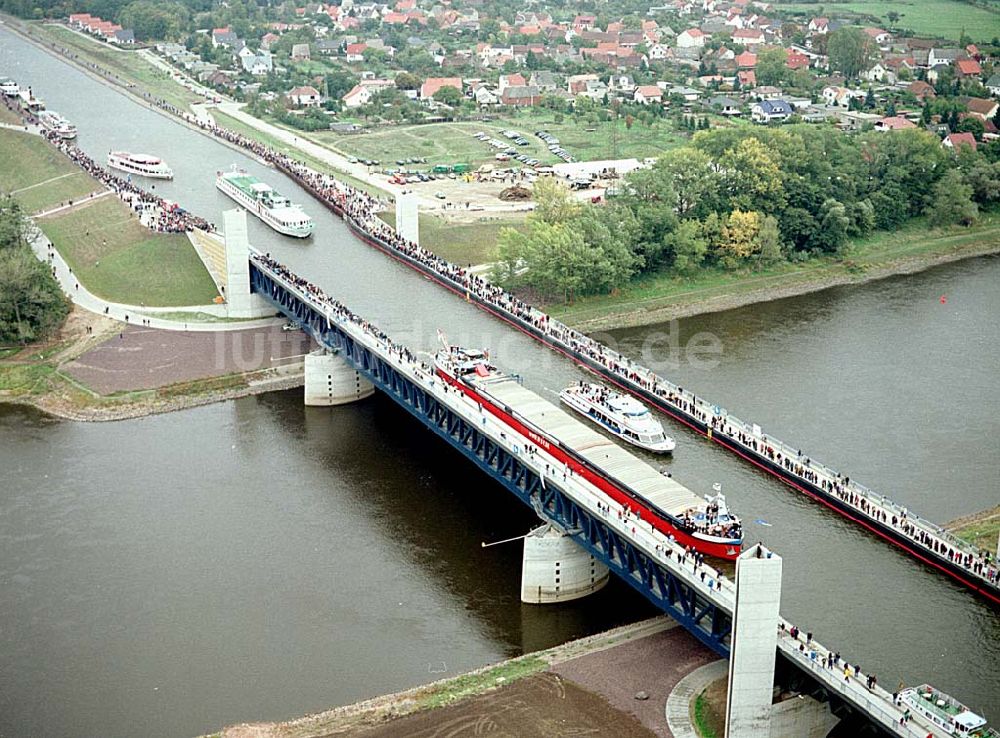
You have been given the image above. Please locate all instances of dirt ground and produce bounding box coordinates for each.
[551,625,715,737]
[319,673,657,738]
[62,324,313,394]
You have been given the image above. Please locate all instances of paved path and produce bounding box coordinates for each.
[664,659,728,738]
[29,227,280,332]
[32,188,113,217]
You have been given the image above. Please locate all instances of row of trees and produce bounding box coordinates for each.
[494,126,1000,301]
[0,198,68,345]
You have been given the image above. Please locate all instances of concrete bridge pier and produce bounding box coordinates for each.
[304,349,374,406]
[520,524,610,604]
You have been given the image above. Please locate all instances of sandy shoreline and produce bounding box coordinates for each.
[1,371,304,422]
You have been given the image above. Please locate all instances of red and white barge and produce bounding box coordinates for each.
[434,345,744,560]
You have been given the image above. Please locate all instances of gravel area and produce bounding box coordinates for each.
[63,324,313,394]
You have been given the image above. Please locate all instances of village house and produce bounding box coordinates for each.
[873,115,917,131]
[212,27,239,48]
[677,28,706,48]
[633,85,663,105]
[291,43,311,61]
[286,85,323,107]
[751,99,792,123]
[943,132,977,152]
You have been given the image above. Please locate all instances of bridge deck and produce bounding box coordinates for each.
[249,252,979,738]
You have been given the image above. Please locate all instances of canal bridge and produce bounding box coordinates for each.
[248,247,962,738]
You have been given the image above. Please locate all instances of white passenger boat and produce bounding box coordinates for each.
[215,169,314,238]
[0,77,19,96]
[107,151,174,179]
[37,110,76,139]
[898,685,998,737]
[560,382,675,453]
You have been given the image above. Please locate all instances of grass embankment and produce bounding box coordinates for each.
[0,128,97,213]
[0,128,218,306]
[39,196,218,306]
[548,212,1000,330]
[311,112,686,170]
[693,677,728,738]
[378,210,527,265]
[0,105,24,125]
[771,0,1000,42]
[23,21,201,112]
[947,506,1000,551]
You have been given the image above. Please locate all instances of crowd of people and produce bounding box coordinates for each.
[11,35,996,588]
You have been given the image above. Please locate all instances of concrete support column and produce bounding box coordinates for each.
[394,191,419,246]
[304,349,374,406]
[223,208,273,319]
[725,544,783,738]
[520,524,609,604]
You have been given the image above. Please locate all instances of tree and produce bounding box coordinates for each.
[813,199,851,252]
[719,137,786,213]
[755,215,784,265]
[963,160,1000,204]
[957,117,985,140]
[827,27,874,79]
[0,198,68,344]
[756,48,788,87]
[532,178,581,225]
[925,169,978,226]
[119,0,189,40]
[324,70,358,100]
[665,219,707,274]
[653,147,719,218]
[433,85,462,107]
[718,209,763,267]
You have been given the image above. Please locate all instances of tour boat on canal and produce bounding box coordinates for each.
[560,382,675,453]
[107,151,174,179]
[37,110,76,139]
[0,77,19,96]
[215,169,314,238]
[434,343,743,560]
[898,685,999,737]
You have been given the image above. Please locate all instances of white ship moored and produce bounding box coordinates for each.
[560,382,676,453]
[215,169,314,238]
[38,110,76,139]
[898,685,996,737]
[0,77,19,96]
[108,151,174,179]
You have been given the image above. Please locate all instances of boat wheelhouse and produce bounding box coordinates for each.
[899,685,998,737]
[434,344,743,560]
[560,382,675,453]
[215,170,314,238]
[107,151,174,179]
[38,110,76,139]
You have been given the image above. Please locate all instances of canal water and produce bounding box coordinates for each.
[1,26,998,738]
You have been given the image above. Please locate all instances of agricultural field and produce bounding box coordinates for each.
[0,128,97,213]
[772,0,1000,42]
[39,196,219,306]
[312,111,689,170]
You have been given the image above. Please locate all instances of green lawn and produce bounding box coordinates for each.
[0,105,23,125]
[0,128,98,213]
[378,211,527,265]
[772,0,1000,42]
[39,197,219,306]
[310,112,687,170]
[949,506,1000,550]
[548,212,1000,328]
[25,22,201,111]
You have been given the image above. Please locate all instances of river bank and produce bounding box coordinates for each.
[947,506,1000,553]
[547,219,1000,332]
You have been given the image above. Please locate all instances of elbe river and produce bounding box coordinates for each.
[0,26,997,738]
